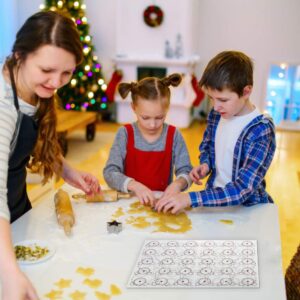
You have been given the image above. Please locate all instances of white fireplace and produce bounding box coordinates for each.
[114,55,200,128]
[113,0,200,128]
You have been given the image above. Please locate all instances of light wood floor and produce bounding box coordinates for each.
[61,120,300,272]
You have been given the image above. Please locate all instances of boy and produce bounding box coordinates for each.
[155,50,276,214]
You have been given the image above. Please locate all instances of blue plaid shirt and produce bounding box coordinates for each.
[189,109,276,207]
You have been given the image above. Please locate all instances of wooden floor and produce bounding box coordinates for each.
[60,120,300,272]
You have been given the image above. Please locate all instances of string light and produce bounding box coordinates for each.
[84,65,91,71]
[39,4,45,9]
[82,17,87,23]
[81,4,86,9]
[98,79,104,85]
[71,79,77,86]
[101,84,107,91]
[57,1,63,8]
[83,47,90,55]
[88,92,94,98]
[280,63,287,70]
[85,35,91,42]
[74,1,79,8]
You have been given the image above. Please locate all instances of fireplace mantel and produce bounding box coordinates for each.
[114,55,200,68]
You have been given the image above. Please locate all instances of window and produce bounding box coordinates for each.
[265,63,300,126]
[0,0,17,62]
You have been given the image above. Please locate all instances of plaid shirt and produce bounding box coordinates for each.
[189,109,276,207]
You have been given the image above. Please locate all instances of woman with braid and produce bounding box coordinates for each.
[104,74,192,206]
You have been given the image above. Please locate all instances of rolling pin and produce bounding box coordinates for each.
[72,190,132,202]
[54,189,75,236]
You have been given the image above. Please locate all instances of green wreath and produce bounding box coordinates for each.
[143,5,164,28]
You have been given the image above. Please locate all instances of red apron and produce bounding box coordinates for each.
[124,124,175,191]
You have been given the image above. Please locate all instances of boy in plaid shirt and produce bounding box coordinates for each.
[155,51,276,214]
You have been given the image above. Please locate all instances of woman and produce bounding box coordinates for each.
[0,11,101,299]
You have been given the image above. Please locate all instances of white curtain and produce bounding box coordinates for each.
[0,0,18,62]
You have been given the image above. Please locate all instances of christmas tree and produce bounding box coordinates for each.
[41,0,108,112]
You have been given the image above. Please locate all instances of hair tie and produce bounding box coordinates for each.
[130,82,136,90]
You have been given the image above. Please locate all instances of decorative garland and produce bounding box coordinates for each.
[143,5,164,27]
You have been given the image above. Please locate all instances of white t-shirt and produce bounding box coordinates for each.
[214,108,261,188]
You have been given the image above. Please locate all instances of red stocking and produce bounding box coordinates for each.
[191,74,205,107]
[106,69,123,102]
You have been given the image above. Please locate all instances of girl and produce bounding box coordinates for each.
[103,73,192,206]
[0,11,101,299]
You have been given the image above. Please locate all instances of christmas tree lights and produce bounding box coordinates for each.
[41,0,108,112]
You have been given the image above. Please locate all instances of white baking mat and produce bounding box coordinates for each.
[127,239,259,288]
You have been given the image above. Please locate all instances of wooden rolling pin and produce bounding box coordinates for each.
[54,189,75,236]
[72,190,132,202]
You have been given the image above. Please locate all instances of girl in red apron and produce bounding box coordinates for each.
[103,74,192,206]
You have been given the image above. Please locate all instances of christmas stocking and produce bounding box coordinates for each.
[106,69,123,102]
[191,74,205,107]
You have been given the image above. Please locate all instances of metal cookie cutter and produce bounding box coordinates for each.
[107,220,122,234]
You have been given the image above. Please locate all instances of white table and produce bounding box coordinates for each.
[9,186,286,300]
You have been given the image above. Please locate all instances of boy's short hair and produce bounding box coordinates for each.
[199,51,253,96]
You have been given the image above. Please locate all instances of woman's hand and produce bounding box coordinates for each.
[128,180,155,206]
[189,163,209,185]
[1,268,39,300]
[62,163,101,195]
[0,219,39,299]
[155,193,191,214]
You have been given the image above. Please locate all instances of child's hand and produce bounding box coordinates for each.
[158,181,182,204]
[128,180,155,206]
[155,193,191,214]
[189,163,209,185]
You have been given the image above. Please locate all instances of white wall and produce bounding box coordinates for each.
[15,0,300,110]
[115,0,199,58]
[196,0,300,108]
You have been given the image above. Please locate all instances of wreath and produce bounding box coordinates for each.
[143,5,164,27]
